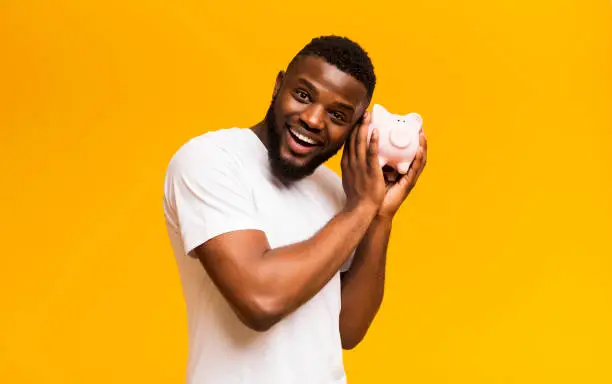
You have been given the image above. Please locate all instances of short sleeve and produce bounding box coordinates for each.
[164,140,264,256]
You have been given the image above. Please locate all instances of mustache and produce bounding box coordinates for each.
[297,119,313,131]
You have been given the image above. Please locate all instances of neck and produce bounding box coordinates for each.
[250,121,270,151]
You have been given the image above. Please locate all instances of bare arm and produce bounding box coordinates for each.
[339,216,391,349]
[192,203,376,331]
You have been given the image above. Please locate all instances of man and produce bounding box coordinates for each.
[163,35,427,384]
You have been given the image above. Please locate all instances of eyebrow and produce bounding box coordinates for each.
[297,78,356,113]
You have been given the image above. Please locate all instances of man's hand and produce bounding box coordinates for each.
[338,127,427,348]
[377,129,428,219]
[341,112,386,215]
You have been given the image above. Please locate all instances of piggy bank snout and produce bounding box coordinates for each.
[389,127,413,148]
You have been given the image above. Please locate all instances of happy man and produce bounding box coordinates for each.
[163,35,427,384]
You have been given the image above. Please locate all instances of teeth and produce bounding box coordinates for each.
[290,128,317,145]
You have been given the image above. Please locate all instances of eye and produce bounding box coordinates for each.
[330,111,346,122]
[294,89,310,103]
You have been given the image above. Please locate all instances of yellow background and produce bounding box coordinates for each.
[1,1,611,383]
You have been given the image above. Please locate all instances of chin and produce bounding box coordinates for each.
[266,115,332,182]
[271,141,317,182]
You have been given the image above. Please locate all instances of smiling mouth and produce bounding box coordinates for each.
[287,126,321,147]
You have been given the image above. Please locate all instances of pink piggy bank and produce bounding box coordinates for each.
[367,104,423,174]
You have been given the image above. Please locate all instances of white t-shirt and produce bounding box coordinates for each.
[163,128,353,384]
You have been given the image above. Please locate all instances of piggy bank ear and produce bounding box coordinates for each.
[405,112,423,129]
[373,104,392,121]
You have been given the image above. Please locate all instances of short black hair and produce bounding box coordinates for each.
[289,35,376,100]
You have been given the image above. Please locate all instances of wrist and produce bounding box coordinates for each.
[343,199,378,221]
[372,214,394,227]
[373,206,398,222]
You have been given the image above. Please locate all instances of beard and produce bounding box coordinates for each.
[264,98,342,183]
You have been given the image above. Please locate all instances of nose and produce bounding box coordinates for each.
[299,104,325,131]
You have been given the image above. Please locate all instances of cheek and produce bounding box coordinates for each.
[277,93,304,117]
[272,101,289,132]
[328,127,353,149]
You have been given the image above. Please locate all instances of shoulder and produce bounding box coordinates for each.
[167,128,250,175]
[163,128,256,205]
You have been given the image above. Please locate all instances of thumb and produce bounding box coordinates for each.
[396,168,416,194]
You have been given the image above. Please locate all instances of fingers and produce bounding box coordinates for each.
[340,109,386,210]
[367,128,383,177]
[367,127,378,160]
[419,128,427,149]
[398,167,416,191]
[405,147,425,189]
[379,127,428,215]
[345,111,372,172]
[413,147,425,178]
[393,144,425,195]
[364,114,384,185]
[342,115,362,170]
[355,111,371,166]
[418,129,427,171]
[341,125,354,170]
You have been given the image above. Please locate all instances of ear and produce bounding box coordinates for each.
[273,71,285,99]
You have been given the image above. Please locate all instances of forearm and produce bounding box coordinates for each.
[339,216,392,349]
[237,203,377,330]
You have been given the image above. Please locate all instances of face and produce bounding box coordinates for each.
[264,55,369,182]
